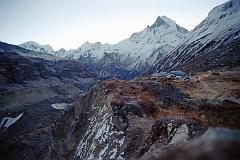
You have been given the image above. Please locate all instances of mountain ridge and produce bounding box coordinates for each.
[19,15,190,79]
[19,15,189,61]
[146,0,240,74]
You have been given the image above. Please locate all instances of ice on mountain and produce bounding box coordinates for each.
[51,103,70,110]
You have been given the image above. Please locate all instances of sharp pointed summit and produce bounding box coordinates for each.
[149,16,189,34]
[150,16,169,28]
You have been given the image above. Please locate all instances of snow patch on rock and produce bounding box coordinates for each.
[51,103,70,110]
[0,113,24,134]
[75,105,125,160]
[169,124,189,145]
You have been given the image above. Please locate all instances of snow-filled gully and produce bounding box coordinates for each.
[75,105,125,160]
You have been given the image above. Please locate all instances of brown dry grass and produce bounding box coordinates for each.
[102,69,240,128]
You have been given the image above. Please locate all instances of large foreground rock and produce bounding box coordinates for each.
[141,128,240,160]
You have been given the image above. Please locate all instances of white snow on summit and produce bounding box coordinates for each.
[19,41,55,55]
[65,16,190,71]
[19,16,189,68]
[69,41,112,59]
[174,0,240,55]
[111,16,189,68]
[152,0,240,72]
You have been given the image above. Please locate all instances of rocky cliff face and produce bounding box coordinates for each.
[49,69,240,160]
[140,127,240,160]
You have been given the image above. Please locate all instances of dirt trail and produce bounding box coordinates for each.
[199,81,220,99]
[178,70,240,103]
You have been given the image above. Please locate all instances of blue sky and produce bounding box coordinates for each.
[0,0,228,50]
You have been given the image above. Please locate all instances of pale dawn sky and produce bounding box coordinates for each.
[0,0,229,50]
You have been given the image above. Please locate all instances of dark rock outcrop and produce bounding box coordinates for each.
[140,128,240,160]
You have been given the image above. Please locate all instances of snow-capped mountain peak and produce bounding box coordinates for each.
[19,41,54,55]
[54,48,68,57]
[149,16,188,34]
[19,41,72,57]
[149,0,240,73]
[70,41,111,59]
[126,15,189,51]
[19,16,190,76]
[81,41,103,49]
[150,16,174,29]
[58,48,67,52]
[150,16,169,28]
[186,0,240,48]
[208,0,240,17]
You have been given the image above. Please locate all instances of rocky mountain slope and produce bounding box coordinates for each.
[0,42,97,88]
[147,0,240,74]
[0,42,99,160]
[48,68,240,160]
[1,59,240,160]
[0,46,97,110]
[0,41,58,60]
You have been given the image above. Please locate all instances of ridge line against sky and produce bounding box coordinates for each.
[0,0,229,50]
